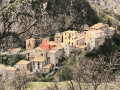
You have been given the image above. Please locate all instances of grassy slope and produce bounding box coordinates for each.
[28,81,120,90]
[28,82,67,90]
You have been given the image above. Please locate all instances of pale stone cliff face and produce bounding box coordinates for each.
[88,0,120,14]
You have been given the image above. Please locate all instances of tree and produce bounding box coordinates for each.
[107,18,112,26]
[12,71,29,90]
[57,50,119,90]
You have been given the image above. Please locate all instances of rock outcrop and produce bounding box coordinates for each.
[0,0,99,51]
[88,0,120,14]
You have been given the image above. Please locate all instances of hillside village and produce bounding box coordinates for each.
[0,23,116,80]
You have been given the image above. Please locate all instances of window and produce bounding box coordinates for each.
[45,61,47,63]
[65,33,66,35]
[33,62,35,65]
[41,53,43,56]
[38,62,40,66]
[38,62,40,69]
[65,37,67,39]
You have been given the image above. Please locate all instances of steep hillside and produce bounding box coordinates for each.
[87,0,120,28]
[0,0,99,51]
[88,0,120,14]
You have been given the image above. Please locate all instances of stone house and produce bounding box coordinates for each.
[26,38,35,50]
[74,33,86,46]
[47,44,63,67]
[105,27,116,38]
[26,49,35,60]
[35,47,47,59]
[47,49,60,68]
[54,33,63,43]
[59,43,73,58]
[90,23,116,38]
[43,63,53,73]
[31,57,48,73]
[14,60,32,74]
[85,30,105,50]
[90,23,108,31]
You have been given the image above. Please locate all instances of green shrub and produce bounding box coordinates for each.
[40,77,54,82]
[10,59,19,66]
[59,66,73,81]
[68,58,76,66]
[110,44,118,53]
[10,0,15,3]
[50,35,54,41]
[113,33,120,46]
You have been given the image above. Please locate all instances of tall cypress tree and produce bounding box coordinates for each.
[107,18,111,26]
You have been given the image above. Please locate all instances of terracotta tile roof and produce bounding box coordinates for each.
[65,30,78,33]
[86,30,104,34]
[85,30,104,38]
[54,45,63,50]
[75,45,87,49]
[26,50,30,53]
[90,23,105,29]
[11,48,21,52]
[55,34,62,37]
[4,67,17,71]
[16,60,30,65]
[43,63,52,69]
[108,27,116,30]
[91,30,104,33]
[32,57,46,62]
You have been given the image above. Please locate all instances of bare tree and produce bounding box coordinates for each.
[12,71,29,90]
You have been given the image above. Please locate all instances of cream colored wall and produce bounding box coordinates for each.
[47,50,63,67]
[26,39,35,50]
[75,38,85,46]
[32,59,47,73]
[63,31,78,46]
[15,63,32,72]
[104,28,115,38]
[54,36,62,42]
[61,44,72,58]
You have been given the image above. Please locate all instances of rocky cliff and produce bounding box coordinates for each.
[88,0,120,14]
[87,0,120,27]
[0,0,99,51]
